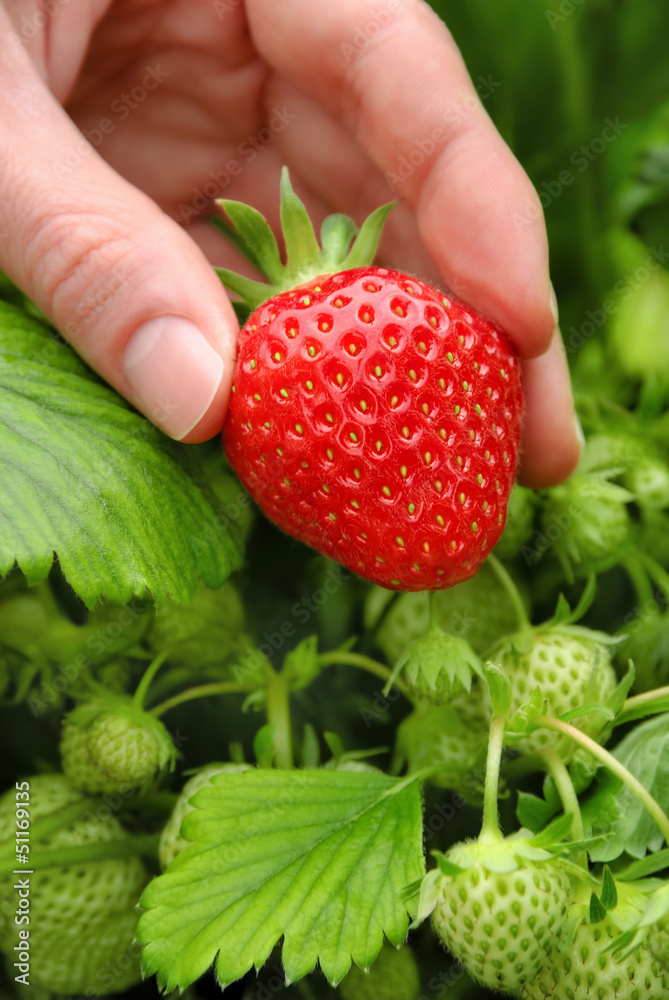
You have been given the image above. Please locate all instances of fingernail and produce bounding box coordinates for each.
[549,281,559,326]
[123,316,224,439]
[574,412,586,452]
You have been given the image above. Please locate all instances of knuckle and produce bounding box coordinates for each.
[24,208,142,337]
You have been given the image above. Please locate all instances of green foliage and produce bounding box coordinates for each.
[589,715,669,861]
[0,302,242,608]
[138,769,424,991]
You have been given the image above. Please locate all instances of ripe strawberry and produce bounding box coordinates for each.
[0,774,148,996]
[215,170,523,591]
[159,762,252,870]
[61,697,177,794]
[489,626,618,758]
[430,834,572,994]
[338,942,421,1000]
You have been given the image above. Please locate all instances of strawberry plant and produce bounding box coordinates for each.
[2,3,669,999]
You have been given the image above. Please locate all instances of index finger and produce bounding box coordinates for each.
[247,0,557,358]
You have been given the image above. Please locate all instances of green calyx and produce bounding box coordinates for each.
[210,167,396,310]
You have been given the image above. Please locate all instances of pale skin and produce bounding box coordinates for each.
[0,0,580,487]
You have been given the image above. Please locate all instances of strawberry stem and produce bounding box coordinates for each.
[148,680,255,717]
[619,684,669,725]
[541,749,587,869]
[623,555,656,609]
[266,671,293,769]
[318,650,399,688]
[480,715,506,843]
[0,834,160,876]
[132,649,173,710]
[639,553,669,602]
[535,714,669,846]
[486,555,529,631]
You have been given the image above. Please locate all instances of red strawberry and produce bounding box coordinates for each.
[214,171,523,591]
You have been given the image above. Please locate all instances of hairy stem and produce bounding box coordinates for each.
[267,671,293,770]
[618,685,669,724]
[149,680,254,718]
[318,651,397,687]
[480,716,506,842]
[132,649,173,710]
[624,556,656,610]
[536,715,669,846]
[542,750,587,869]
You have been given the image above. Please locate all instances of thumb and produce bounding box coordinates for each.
[0,36,237,442]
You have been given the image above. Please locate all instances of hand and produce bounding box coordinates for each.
[0,0,580,486]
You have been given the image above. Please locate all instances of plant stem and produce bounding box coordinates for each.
[639,554,669,602]
[536,715,669,846]
[132,650,172,709]
[624,556,656,610]
[266,671,293,769]
[317,651,396,687]
[618,685,669,723]
[487,555,529,631]
[428,590,440,630]
[0,834,159,876]
[149,680,254,717]
[542,749,587,869]
[480,716,506,843]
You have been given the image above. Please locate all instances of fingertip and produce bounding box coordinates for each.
[121,315,232,442]
[179,368,233,443]
[517,329,582,489]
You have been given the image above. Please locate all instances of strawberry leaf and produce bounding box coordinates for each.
[588,713,669,861]
[137,768,424,992]
[0,302,242,608]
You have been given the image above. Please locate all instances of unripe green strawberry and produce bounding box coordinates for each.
[522,890,669,999]
[647,919,669,968]
[159,763,252,870]
[375,562,527,662]
[623,455,669,512]
[61,697,177,794]
[395,688,489,793]
[147,581,244,668]
[394,624,483,704]
[494,485,538,560]
[338,943,420,1000]
[540,475,633,578]
[0,774,147,996]
[489,627,618,757]
[431,835,571,994]
[608,261,669,386]
[617,612,669,692]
